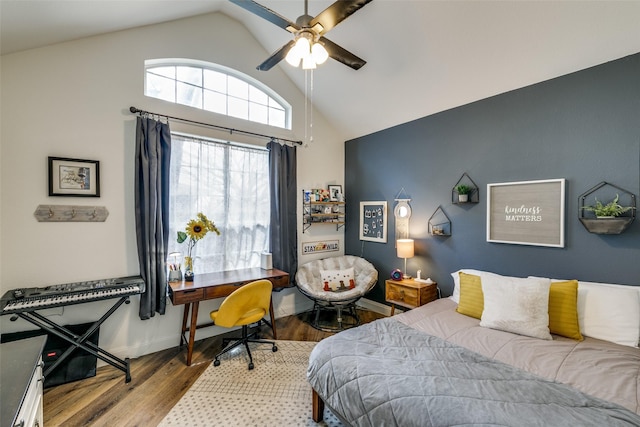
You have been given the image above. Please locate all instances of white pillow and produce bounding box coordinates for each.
[320,268,355,292]
[480,275,552,340]
[577,281,640,348]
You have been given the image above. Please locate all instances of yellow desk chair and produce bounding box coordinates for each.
[210,279,277,370]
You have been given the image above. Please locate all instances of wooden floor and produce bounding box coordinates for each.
[42,309,385,427]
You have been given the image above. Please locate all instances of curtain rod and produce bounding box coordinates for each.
[129,106,302,146]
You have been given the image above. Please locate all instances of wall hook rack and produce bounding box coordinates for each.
[34,205,109,222]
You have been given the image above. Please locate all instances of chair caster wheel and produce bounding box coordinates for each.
[214,359,220,367]
[272,345,278,352]
[248,362,254,370]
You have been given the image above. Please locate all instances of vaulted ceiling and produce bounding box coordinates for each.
[2,1,639,140]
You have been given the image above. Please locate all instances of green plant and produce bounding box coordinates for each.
[455,184,474,195]
[581,194,634,217]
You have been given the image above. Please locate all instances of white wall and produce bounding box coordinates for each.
[0,12,346,359]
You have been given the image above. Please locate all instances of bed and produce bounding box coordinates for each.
[307,271,640,426]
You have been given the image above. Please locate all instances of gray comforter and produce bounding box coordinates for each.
[307,317,640,426]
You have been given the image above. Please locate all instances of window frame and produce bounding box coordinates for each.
[144,58,291,130]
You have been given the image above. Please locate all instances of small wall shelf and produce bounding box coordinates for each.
[578,181,636,235]
[302,191,345,233]
[452,172,479,204]
[428,206,451,236]
[34,205,109,222]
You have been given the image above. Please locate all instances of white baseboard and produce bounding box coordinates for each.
[356,297,396,316]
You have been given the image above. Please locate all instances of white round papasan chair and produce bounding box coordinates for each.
[295,255,378,331]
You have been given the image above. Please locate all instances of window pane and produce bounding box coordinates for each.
[204,69,226,93]
[269,107,286,128]
[177,82,202,108]
[146,73,175,102]
[228,97,248,120]
[269,96,285,110]
[249,103,268,124]
[177,66,202,86]
[249,86,268,105]
[228,76,248,99]
[204,89,227,115]
[149,66,175,79]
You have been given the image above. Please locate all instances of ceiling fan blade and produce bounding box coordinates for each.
[319,37,366,70]
[229,0,300,32]
[310,0,373,35]
[256,40,296,71]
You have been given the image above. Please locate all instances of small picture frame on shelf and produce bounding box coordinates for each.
[328,185,343,201]
[48,156,100,197]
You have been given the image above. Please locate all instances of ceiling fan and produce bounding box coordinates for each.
[229,0,372,71]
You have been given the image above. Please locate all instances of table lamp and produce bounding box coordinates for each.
[397,239,414,279]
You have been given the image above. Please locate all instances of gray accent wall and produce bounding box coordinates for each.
[345,53,640,303]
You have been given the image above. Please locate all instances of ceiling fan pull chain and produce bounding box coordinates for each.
[309,69,314,145]
[304,70,308,145]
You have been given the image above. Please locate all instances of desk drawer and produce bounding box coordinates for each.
[269,275,290,289]
[171,288,204,305]
[205,284,242,299]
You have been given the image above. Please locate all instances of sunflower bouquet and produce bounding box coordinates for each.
[177,212,220,280]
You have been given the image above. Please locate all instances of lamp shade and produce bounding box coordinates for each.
[397,239,414,258]
[311,42,329,64]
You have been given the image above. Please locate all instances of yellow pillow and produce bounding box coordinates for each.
[548,280,583,341]
[456,272,484,319]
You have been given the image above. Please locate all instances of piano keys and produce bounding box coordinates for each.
[1,275,145,314]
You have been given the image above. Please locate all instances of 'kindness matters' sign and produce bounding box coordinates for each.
[504,205,542,222]
[487,179,565,248]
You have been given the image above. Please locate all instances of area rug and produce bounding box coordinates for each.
[158,340,344,426]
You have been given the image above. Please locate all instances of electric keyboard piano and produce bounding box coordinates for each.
[1,275,145,383]
[1,275,145,313]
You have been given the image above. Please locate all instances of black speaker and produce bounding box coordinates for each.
[1,322,99,388]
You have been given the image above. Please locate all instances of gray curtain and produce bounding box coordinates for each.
[268,141,297,279]
[135,116,171,319]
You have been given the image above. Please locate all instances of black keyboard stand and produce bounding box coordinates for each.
[10,296,132,383]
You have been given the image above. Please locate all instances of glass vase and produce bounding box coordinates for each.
[184,256,194,281]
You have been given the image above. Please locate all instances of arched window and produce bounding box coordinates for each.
[145,59,291,129]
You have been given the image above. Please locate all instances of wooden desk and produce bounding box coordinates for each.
[168,267,290,366]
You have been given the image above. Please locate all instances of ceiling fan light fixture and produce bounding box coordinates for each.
[285,47,302,67]
[311,42,329,65]
[285,35,309,66]
[302,55,317,70]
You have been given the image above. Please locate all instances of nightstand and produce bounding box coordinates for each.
[385,278,438,315]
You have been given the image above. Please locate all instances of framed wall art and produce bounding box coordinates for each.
[360,201,387,243]
[487,178,565,247]
[48,156,100,197]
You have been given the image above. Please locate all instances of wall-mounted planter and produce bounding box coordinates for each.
[578,217,634,235]
[452,172,479,204]
[578,181,636,235]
